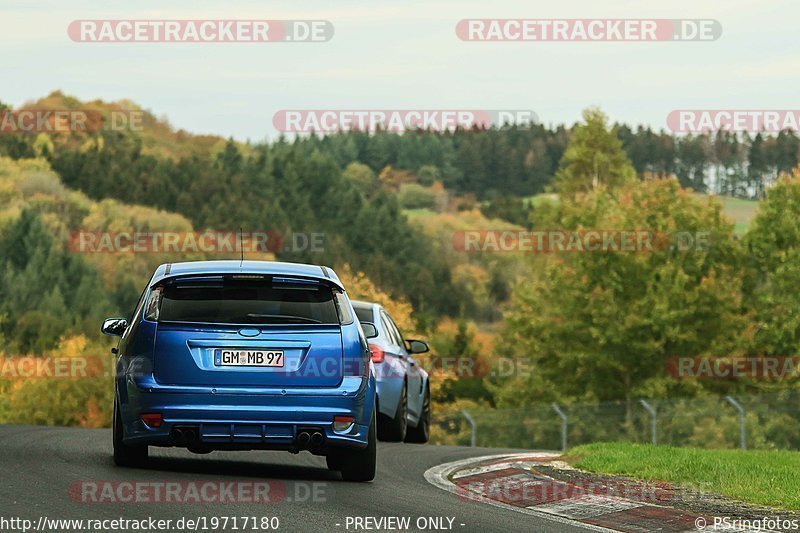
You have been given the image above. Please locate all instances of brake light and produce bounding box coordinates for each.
[369,344,385,363]
[140,413,163,428]
[333,416,355,431]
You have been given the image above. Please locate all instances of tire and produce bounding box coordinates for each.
[113,399,148,468]
[405,385,430,444]
[377,381,407,442]
[338,410,377,482]
[325,453,344,471]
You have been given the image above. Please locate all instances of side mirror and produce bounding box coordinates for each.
[360,322,378,339]
[406,339,429,354]
[102,318,128,337]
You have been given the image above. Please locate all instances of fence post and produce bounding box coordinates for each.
[461,409,477,447]
[639,399,657,445]
[551,403,567,452]
[725,396,746,450]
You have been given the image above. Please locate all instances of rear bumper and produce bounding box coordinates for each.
[119,375,375,452]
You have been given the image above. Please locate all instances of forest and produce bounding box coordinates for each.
[1,94,800,437]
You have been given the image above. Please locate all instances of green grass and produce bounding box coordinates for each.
[565,442,800,510]
[524,193,559,208]
[694,193,759,234]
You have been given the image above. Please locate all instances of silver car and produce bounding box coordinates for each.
[352,300,430,443]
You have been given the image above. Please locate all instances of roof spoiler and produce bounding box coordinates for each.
[150,271,345,292]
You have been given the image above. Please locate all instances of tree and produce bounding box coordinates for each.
[343,161,378,193]
[745,169,800,355]
[552,108,637,195]
[0,209,111,352]
[397,183,436,209]
[499,179,748,421]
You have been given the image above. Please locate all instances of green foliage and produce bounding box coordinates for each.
[552,108,637,195]
[499,179,748,409]
[5,94,799,201]
[745,172,800,354]
[0,337,114,427]
[48,134,464,317]
[431,320,492,404]
[342,162,378,194]
[417,165,441,186]
[0,209,112,352]
[397,183,436,209]
[480,196,533,228]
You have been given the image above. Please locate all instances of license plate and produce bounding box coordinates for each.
[214,349,284,367]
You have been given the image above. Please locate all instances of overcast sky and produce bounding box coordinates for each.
[2,0,798,141]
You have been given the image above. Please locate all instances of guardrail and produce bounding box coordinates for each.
[430,391,800,450]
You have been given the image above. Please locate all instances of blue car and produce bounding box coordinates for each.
[103,260,378,482]
[351,301,430,444]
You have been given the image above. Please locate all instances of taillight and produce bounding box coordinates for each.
[140,413,163,427]
[369,343,385,363]
[333,416,355,431]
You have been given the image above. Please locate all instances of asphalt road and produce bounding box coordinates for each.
[0,425,594,533]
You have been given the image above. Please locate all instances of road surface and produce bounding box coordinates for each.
[0,425,594,533]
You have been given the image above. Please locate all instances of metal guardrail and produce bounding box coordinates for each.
[430,392,800,450]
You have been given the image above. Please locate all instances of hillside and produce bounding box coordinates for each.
[10,91,231,160]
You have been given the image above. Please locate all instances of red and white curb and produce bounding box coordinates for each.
[424,453,769,533]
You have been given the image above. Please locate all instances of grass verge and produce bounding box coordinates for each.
[564,442,800,510]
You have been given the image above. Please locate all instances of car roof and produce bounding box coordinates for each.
[351,300,382,311]
[149,260,344,290]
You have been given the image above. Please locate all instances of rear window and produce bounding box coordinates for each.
[157,277,340,325]
[354,306,374,324]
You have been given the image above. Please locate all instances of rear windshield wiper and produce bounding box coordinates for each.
[245,314,323,324]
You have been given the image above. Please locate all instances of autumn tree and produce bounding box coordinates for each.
[499,179,748,422]
[745,169,800,354]
[552,108,637,195]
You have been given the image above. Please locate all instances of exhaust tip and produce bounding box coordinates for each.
[310,432,324,446]
[183,429,197,443]
[297,432,311,447]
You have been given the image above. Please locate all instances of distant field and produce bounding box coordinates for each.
[566,442,800,509]
[696,194,760,234]
[524,192,759,234]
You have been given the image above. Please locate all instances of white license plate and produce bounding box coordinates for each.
[214,349,284,367]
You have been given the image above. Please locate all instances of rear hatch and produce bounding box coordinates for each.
[150,275,344,388]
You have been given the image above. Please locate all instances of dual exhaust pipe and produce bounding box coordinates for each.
[296,431,324,448]
[172,427,198,445]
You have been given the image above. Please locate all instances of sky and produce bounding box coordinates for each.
[2,0,798,141]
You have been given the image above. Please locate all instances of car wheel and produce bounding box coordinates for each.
[405,385,430,444]
[377,381,407,442]
[325,453,344,471]
[113,399,148,467]
[338,409,377,482]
